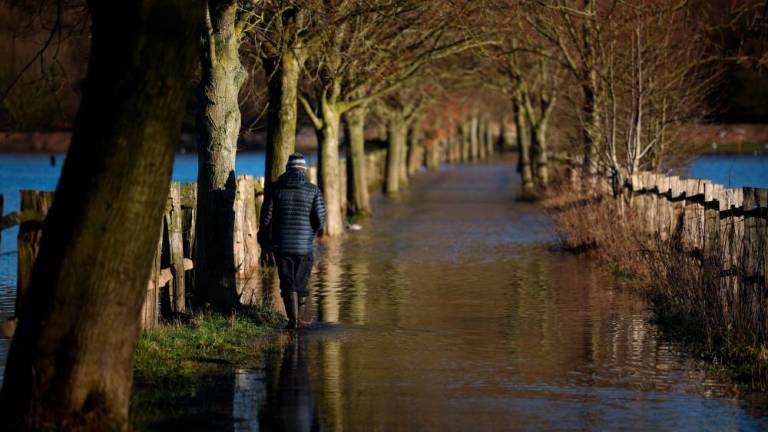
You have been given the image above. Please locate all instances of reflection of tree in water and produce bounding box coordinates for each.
[259,333,320,432]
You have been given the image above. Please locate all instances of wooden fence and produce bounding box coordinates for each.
[0,128,497,330]
[0,150,390,329]
[554,154,767,294]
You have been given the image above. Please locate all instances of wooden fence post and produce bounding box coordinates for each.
[165,183,186,313]
[142,224,163,329]
[235,175,260,304]
[179,182,197,298]
[16,190,54,316]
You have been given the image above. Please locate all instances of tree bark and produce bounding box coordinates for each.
[344,105,371,216]
[385,112,408,195]
[406,120,423,176]
[582,80,600,175]
[460,122,470,162]
[470,116,480,161]
[513,97,534,193]
[263,50,302,190]
[0,1,201,429]
[318,99,344,236]
[194,0,246,314]
[478,119,487,160]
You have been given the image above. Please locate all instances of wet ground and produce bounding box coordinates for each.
[133,157,768,431]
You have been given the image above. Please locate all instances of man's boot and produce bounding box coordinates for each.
[282,293,298,329]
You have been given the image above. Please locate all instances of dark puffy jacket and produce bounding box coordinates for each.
[259,169,325,255]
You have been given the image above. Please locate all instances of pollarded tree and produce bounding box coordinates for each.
[194,0,259,313]
[0,0,202,428]
[249,1,323,190]
[299,0,487,233]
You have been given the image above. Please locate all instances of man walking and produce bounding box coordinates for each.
[259,153,326,329]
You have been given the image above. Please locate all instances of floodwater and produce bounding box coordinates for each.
[133,158,768,431]
[687,154,768,188]
[0,152,280,315]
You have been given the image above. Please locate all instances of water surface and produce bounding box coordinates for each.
[134,159,768,431]
[0,152,275,307]
[687,154,768,188]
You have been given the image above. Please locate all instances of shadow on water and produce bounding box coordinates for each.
[134,157,768,431]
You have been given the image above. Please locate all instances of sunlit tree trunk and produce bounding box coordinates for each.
[317,98,344,236]
[470,115,480,161]
[0,1,202,429]
[194,0,246,314]
[344,105,370,216]
[263,50,302,189]
[513,95,534,193]
[406,120,423,176]
[385,111,408,195]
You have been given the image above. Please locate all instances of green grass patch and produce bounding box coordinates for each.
[134,304,285,382]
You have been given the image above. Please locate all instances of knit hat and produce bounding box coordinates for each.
[286,153,307,170]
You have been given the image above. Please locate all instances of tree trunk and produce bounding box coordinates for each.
[582,81,600,175]
[263,50,301,190]
[460,122,470,162]
[0,1,201,429]
[406,121,423,176]
[485,120,495,157]
[194,1,246,314]
[530,123,549,188]
[478,119,487,160]
[344,106,370,217]
[470,116,479,161]
[513,99,534,193]
[385,112,408,195]
[318,100,344,236]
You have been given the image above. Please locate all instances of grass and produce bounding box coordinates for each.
[131,304,286,429]
[133,304,285,382]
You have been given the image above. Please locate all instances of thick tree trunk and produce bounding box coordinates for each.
[0,1,201,429]
[384,112,408,195]
[318,101,344,236]
[263,50,301,190]
[513,99,534,193]
[344,106,370,216]
[194,1,246,314]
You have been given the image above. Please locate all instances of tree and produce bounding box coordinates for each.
[299,0,487,231]
[252,2,318,190]
[0,0,202,428]
[194,0,254,313]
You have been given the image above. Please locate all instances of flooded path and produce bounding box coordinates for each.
[145,157,768,431]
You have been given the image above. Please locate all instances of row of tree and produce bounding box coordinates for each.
[1,0,766,429]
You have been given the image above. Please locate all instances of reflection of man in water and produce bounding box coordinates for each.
[260,334,318,431]
[259,153,325,329]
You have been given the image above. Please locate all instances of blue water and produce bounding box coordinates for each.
[0,152,277,289]
[687,154,768,188]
